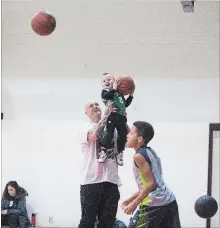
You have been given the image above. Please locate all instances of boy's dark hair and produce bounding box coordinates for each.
[133,121,154,145]
[2,181,28,200]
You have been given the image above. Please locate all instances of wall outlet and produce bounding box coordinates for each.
[49,216,53,223]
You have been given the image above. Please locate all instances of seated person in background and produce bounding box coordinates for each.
[1,181,30,228]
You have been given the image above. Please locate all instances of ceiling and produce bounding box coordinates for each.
[1,0,219,78]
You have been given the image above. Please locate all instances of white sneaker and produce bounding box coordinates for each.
[116,153,123,166]
[97,150,108,163]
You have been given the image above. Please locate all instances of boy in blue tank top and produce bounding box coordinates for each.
[99,73,135,166]
[122,121,181,228]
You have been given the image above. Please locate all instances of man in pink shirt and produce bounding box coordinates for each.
[78,100,122,228]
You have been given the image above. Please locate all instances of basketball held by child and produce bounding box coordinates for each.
[31,11,56,36]
[116,76,135,96]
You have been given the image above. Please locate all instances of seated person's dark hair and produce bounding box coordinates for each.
[2,181,28,200]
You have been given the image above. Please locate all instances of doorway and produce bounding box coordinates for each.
[207,123,220,228]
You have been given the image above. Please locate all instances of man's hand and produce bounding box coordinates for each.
[121,191,139,210]
[121,198,133,209]
[123,201,139,215]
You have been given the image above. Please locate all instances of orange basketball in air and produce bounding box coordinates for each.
[31,11,56,36]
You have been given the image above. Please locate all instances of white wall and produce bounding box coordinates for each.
[1,0,219,227]
[1,1,219,79]
[1,76,220,122]
[1,77,219,227]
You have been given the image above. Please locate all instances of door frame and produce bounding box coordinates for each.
[206,123,220,228]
